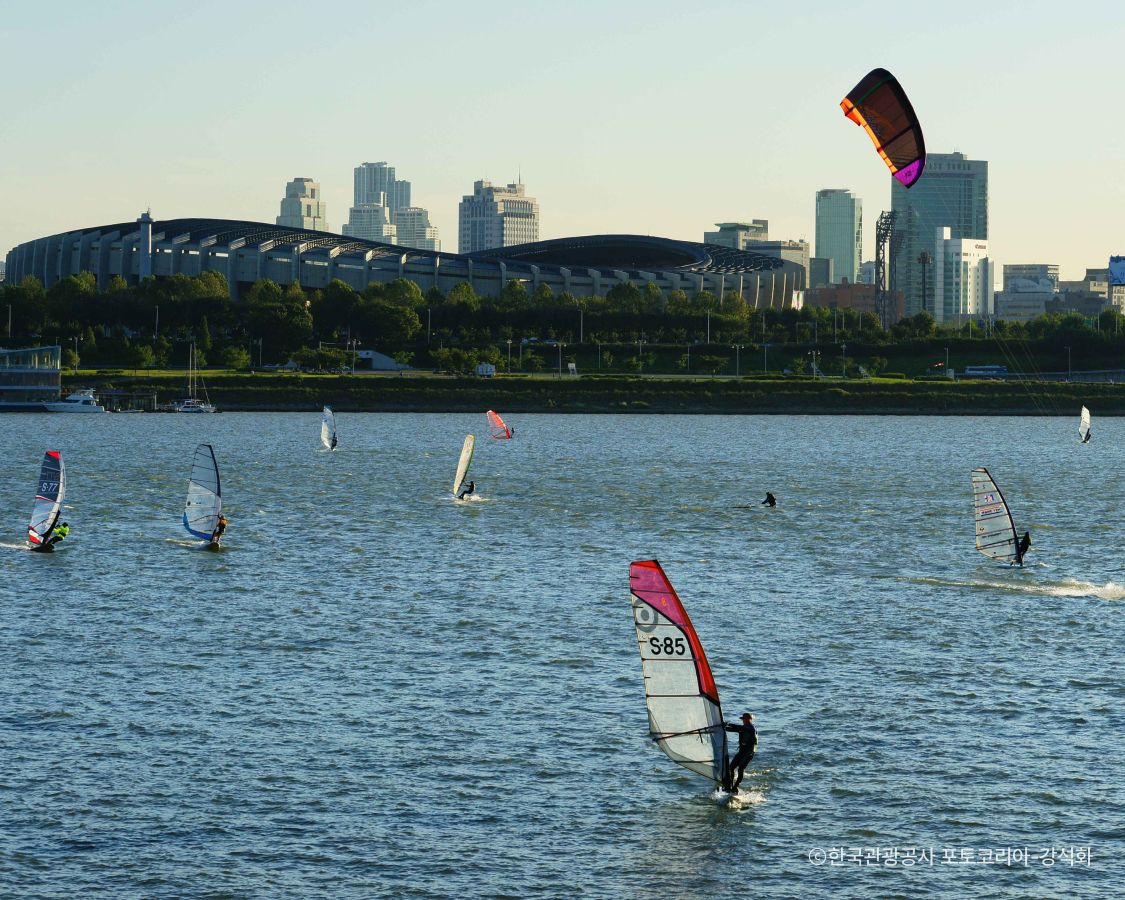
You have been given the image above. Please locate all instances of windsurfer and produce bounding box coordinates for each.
[723,712,758,792]
[457,480,476,500]
[48,521,70,546]
[331,433,338,450]
[1016,531,1031,565]
[211,515,229,545]
[1082,429,1091,444]
[762,492,777,508]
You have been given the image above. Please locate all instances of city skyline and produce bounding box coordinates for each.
[1,1,1120,282]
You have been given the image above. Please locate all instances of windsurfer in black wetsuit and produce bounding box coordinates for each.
[1082,429,1091,444]
[762,492,777,508]
[330,432,338,450]
[1016,531,1031,566]
[457,480,475,500]
[723,712,758,793]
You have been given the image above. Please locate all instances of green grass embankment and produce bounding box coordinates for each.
[66,371,1125,415]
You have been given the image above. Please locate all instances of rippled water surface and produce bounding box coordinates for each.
[1,412,1122,898]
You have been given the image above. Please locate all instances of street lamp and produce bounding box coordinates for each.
[809,349,819,379]
[506,338,512,373]
[637,335,646,372]
[841,342,847,379]
[945,346,949,373]
[732,343,744,377]
[579,308,584,344]
[557,341,565,377]
[1066,345,1071,381]
[6,304,11,338]
[426,307,431,345]
[762,342,769,375]
[154,305,159,342]
[350,339,357,373]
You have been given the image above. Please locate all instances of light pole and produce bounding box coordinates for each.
[763,342,769,374]
[945,346,949,374]
[579,308,584,344]
[154,305,159,341]
[732,343,743,376]
[686,342,691,376]
[557,341,564,377]
[637,335,646,373]
[426,307,431,345]
[706,309,711,344]
[841,342,847,379]
[1066,345,1071,381]
[6,304,11,338]
[350,339,357,373]
[72,335,80,372]
[809,349,819,379]
[506,339,512,373]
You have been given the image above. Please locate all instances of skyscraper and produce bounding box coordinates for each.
[932,227,994,324]
[704,220,768,249]
[276,178,329,231]
[892,152,988,316]
[393,207,441,252]
[354,162,411,216]
[341,203,396,243]
[815,189,862,284]
[458,180,539,253]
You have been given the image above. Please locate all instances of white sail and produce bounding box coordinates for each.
[629,560,727,785]
[970,467,1019,563]
[1079,406,1091,443]
[453,434,475,495]
[321,406,337,450]
[28,451,65,548]
[184,443,222,540]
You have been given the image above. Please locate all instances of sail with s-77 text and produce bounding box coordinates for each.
[970,467,1020,564]
[28,450,65,549]
[184,443,222,540]
[629,559,727,786]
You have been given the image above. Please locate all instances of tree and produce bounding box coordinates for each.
[533,283,555,304]
[61,347,79,370]
[197,315,213,353]
[314,279,359,338]
[497,279,530,313]
[217,345,251,369]
[354,298,421,347]
[446,281,480,312]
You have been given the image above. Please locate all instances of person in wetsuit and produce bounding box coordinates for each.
[211,515,229,545]
[723,712,758,793]
[1016,531,1031,566]
[762,492,777,508]
[1082,429,1091,444]
[48,521,71,546]
[457,480,475,500]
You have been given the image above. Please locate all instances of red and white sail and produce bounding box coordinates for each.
[486,409,512,439]
[28,450,65,548]
[629,560,727,785]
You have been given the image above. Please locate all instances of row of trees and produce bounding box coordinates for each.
[2,270,1124,373]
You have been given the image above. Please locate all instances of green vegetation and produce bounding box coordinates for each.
[4,271,1124,384]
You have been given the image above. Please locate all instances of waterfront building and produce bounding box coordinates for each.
[892,151,988,315]
[6,217,803,308]
[704,220,769,249]
[814,189,862,284]
[0,345,61,410]
[458,180,539,253]
[932,226,994,324]
[276,178,329,232]
[393,207,441,252]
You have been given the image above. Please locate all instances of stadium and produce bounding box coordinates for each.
[5,215,806,307]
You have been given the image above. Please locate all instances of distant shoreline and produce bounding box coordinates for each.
[61,372,1124,415]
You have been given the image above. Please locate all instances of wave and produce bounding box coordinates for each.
[905,575,1125,601]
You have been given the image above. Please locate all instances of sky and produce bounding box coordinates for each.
[2,0,1122,281]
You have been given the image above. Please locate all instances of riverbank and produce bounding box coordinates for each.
[63,371,1125,414]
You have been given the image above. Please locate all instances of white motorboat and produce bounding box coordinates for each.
[44,389,106,413]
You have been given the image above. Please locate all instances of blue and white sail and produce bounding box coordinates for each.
[184,443,222,540]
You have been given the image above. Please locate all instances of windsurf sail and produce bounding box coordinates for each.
[486,409,512,439]
[453,434,475,495]
[321,406,338,450]
[841,68,926,188]
[629,559,727,786]
[1079,406,1091,443]
[970,468,1020,563]
[28,450,65,548]
[184,443,222,540]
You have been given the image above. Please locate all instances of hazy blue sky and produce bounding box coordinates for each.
[2,0,1120,280]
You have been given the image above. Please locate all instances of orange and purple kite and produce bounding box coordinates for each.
[841,68,925,188]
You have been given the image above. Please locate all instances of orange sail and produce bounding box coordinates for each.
[486,409,512,439]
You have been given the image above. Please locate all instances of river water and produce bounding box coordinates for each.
[1,412,1121,898]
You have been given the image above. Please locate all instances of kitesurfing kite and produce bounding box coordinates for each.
[184,443,224,548]
[970,468,1028,566]
[629,559,730,792]
[1079,406,1091,444]
[486,410,513,440]
[28,450,65,552]
[841,68,926,188]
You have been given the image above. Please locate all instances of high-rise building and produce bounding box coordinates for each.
[341,203,396,243]
[354,162,411,216]
[277,178,329,231]
[815,189,862,284]
[932,226,994,324]
[736,239,810,289]
[393,207,441,252]
[892,151,988,315]
[704,220,768,249]
[1003,263,1059,293]
[857,260,877,285]
[458,180,539,253]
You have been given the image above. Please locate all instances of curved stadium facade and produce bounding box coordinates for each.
[5,216,805,306]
